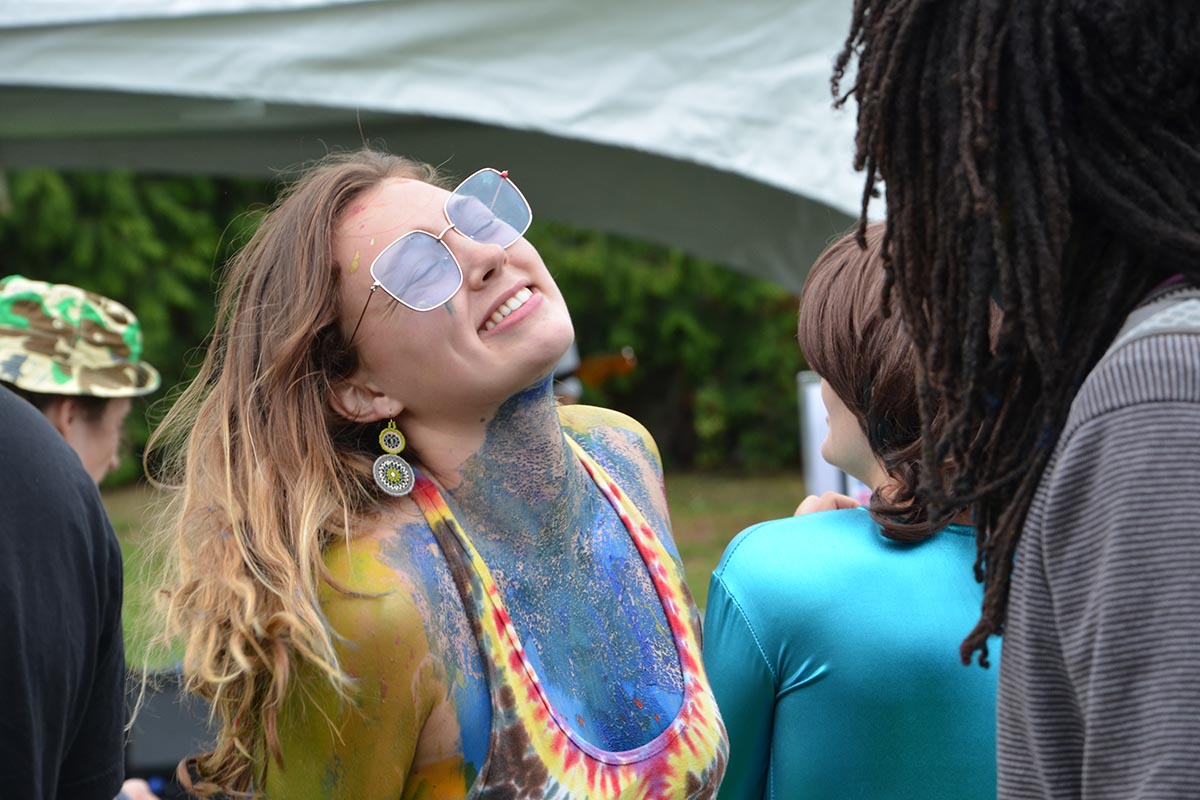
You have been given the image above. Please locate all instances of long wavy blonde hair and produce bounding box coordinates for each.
[145,150,445,796]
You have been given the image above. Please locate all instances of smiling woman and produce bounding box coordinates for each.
[145,149,727,799]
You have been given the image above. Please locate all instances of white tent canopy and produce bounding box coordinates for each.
[0,0,865,293]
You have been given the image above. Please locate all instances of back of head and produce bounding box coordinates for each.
[834,0,1200,661]
[798,222,955,541]
[144,149,444,796]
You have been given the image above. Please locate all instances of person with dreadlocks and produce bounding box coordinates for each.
[832,1,1200,797]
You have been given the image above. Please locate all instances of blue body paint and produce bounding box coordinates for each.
[437,377,685,750]
[378,518,491,771]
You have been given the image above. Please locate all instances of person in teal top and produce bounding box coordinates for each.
[703,223,999,799]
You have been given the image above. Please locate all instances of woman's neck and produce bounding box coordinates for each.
[874,468,973,527]
[413,378,589,549]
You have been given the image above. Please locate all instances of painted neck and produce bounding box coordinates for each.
[418,377,588,547]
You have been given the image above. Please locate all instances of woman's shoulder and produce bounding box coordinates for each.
[558,404,675,546]
[324,497,428,576]
[714,507,883,582]
[319,509,447,644]
[705,509,890,654]
[558,404,661,465]
[712,509,979,615]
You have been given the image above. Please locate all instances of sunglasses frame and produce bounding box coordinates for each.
[347,168,532,344]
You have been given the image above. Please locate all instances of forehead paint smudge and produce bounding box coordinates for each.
[349,250,361,274]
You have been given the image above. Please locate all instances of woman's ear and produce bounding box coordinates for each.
[39,396,74,437]
[329,378,402,424]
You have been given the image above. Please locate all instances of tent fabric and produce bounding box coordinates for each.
[0,0,867,292]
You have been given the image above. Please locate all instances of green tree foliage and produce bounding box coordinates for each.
[0,171,805,482]
[0,170,273,484]
[530,222,804,471]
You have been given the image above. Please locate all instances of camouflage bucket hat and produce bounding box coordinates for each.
[0,275,161,398]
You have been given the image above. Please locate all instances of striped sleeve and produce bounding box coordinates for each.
[998,334,1200,799]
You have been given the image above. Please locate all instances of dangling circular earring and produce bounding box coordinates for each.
[373,420,414,497]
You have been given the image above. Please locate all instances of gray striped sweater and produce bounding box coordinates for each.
[998,286,1200,799]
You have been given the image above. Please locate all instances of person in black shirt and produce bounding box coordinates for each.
[0,387,126,798]
[0,276,164,799]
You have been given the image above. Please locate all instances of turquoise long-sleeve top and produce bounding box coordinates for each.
[703,507,998,800]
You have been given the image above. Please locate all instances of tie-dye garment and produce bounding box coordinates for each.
[411,437,727,799]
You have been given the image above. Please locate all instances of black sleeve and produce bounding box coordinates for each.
[59,514,126,799]
[0,391,126,799]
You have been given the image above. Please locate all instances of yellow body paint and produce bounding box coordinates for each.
[559,405,661,461]
[264,539,470,799]
[401,756,473,800]
[349,250,360,274]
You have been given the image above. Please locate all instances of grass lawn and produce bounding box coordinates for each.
[663,471,803,608]
[103,483,170,670]
[105,470,803,668]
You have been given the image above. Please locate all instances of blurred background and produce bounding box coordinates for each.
[0,0,864,727]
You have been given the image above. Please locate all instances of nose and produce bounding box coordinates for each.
[454,235,505,290]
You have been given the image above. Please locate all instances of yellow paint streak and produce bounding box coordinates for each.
[265,538,460,799]
[558,404,661,462]
[402,755,471,800]
[349,250,361,274]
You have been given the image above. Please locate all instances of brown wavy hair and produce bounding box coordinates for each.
[144,150,446,796]
[797,223,957,542]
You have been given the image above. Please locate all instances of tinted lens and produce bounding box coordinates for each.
[446,169,532,247]
[371,232,463,311]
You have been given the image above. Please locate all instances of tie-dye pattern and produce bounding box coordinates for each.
[412,438,727,799]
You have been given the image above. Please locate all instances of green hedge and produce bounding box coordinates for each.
[0,170,805,480]
[0,170,271,484]
[533,222,804,470]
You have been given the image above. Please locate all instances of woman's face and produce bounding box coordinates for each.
[334,177,574,422]
[52,396,131,484]
[819,378,885,490]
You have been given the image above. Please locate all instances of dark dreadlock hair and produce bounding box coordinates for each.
[832,0,1200,667]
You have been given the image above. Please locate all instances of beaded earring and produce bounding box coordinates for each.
[373,420,414,497]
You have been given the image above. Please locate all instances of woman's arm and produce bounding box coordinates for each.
[703,569,776,800]
[265,537,465,799]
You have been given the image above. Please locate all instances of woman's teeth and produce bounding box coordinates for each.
[483,288,533,331]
